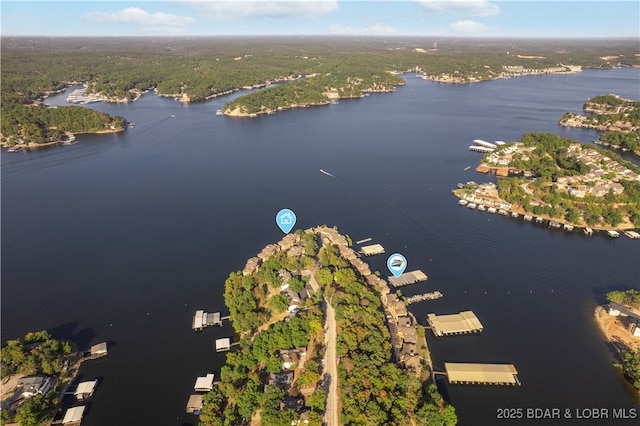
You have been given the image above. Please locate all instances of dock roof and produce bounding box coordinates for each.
[74,380,98,397]
[186,394,203,413]
[194,374,215,392]
[388,270,428,287]
[427,311,483,336]
[90,342,107,355]
[62,406,86,424]
[360,244,385,256]
[445,363,519,385]
[215,338,231,351]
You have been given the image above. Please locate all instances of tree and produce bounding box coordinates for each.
[314,268,333,286]
[307,388,326,412]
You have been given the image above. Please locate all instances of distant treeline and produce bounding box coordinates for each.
[2,37,638,142]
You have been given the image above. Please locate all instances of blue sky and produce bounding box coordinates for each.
[2,1,639,37]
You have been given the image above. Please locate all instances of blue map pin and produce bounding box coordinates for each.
[276,209,296,234]
[387,253,407,277]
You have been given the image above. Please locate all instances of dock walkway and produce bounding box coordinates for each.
[406,291,442,305]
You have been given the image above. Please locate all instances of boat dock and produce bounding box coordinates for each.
[215,338,232,352]
[427,311,483,337]
[444,362,520,385]
[192,310,227,330]
[84,342,108,359]
[406,291,443,305]
[469,145,494,153]
[388,270,428,287]
[360,244,385,256]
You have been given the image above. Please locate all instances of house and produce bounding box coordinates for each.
[279,233,300,250]
[243,257,261,276]
[258,244,280,261]
[267,372,293,391]
[18,376,53,399]
[281,397,304,412]
[280,347,307,370]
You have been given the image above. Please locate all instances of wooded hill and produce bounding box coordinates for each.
[2,37,638,140]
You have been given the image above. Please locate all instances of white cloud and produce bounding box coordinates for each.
[182,0,339,21]
[449,19,490,33]
[83,7,195,34]
[417,0,499,17]
[327,22,397,35]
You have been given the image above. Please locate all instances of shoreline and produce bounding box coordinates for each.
[2,127,125,150]
[593,305,640,393]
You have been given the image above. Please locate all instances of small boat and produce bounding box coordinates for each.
[62,139,78,146]
[607,230,620,238]
[467,203,477,209]
[464,166,471,171]
[215,110,223,116]
[171,114,176,118]
[511,212,519,218]
[457,183,465,189]
[458,199,468,206]
[584,227,593,236]
[7,146,23,152]
[623,231,640,239]
[129,122,136,127]
[477,205,486,211]
[487,207,497,214]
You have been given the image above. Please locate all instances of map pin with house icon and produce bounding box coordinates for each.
[276,208,296,234]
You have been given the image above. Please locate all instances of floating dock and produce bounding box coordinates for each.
[444,362,520,385]
[427,311,483,337]
[192,310,224,330]
[406,291,443,305]
[360,244,385,256]
[388,270,428,287]
[469,145,494,153]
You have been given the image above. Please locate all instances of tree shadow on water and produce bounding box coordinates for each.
[47,322,96,350]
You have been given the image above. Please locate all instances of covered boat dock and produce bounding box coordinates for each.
[444,362,520,385]
[427,311,483,336]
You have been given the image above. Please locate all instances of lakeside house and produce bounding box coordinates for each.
[17,376,53,399]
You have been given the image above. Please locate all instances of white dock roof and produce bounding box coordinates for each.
[62,406,86,424]
[194,373,215,392]
[74,380,97,396]
[361,244,385,255]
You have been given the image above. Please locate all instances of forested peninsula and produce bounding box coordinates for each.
[2,37,639,142]
[454,132,640,230]
[559,94,640,156]
[199,226,455,426]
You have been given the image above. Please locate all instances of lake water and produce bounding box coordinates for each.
[2,68,639,425]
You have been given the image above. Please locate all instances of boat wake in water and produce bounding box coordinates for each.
[320,169,336,178]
